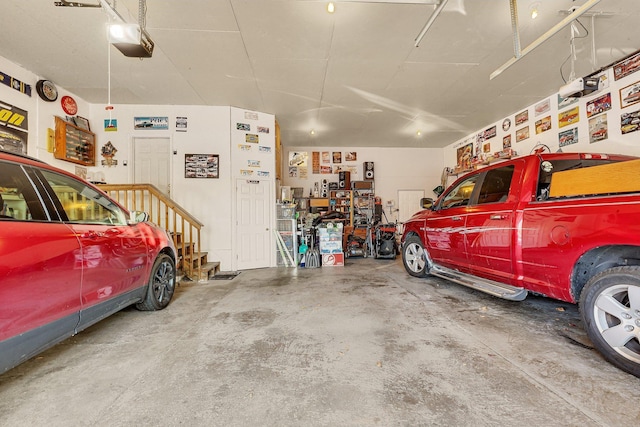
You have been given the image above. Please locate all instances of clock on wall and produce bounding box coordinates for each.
[60,95,78,116]
[502,118,511,132]
[35,80,58,102]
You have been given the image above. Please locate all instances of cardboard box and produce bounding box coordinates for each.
[322,252,344,266]
[318,223,343,254]
[549,158,640,198]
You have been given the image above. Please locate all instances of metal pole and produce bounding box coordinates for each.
[414,0,449,47]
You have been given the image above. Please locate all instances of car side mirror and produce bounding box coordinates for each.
[420,198,434,209]
[129,210,149,224]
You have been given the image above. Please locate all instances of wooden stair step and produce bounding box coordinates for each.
[176,242,195,257]
[183,252,208,267]
[171,232,184,245]
[191,261,221,282]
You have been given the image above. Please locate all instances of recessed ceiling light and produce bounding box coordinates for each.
[416,130,422,137]
[327,2,335,13]
[310,129,316,136]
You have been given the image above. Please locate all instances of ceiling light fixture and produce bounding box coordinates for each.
[327,2,335,13]
[105,0,154,58]
[310,129,316,136]
[416,130,422,137]
[530,2,540,19]
[55,0,154,58]
[108,23,141,44]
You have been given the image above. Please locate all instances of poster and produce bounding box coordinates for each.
[289,151,308,167]
[558,107,579,128]
[176,117,188,132]
[535,116,552,134]
[134,116,168,130]
[185,154,219,178]
[589,115,608,143]
[0,100,28,154]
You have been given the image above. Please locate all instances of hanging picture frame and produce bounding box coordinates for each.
[185,154,219,178]
[74,116,90,131]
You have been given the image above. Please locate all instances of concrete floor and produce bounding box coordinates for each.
[0,258,638,426]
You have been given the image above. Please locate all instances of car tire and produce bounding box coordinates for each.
[402,235,429,277]
[136,253,176,311]
[580,266,640,377]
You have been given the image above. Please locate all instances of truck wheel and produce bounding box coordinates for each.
[136,253,176,311]
[580,266,640,377]
[402,235,429,277]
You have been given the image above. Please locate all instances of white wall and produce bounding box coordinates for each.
[443,67,640,167]
[281,146,444,223]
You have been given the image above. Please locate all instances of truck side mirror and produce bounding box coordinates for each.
[420,198,434,209]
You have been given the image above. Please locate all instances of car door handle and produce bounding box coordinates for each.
[490,214,507,220]
[104,227,122,236]
[81,230,103,239]
[451,216,463,221]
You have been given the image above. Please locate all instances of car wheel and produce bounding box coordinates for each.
[402,235,429,277]
[136,253,176,311]
[580,266,640,377]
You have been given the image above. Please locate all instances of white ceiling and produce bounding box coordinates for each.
[2,0,639,148]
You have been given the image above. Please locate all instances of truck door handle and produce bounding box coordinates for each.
[490,214,507,220]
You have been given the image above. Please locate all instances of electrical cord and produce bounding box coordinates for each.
[559,18,590,84]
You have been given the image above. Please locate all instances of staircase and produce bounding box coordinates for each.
[97,183,220,282]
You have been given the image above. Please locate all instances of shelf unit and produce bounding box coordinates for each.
[353,192,375,225]
[54,116,96,166]
[329,190,353,225]
[275,203,297,267]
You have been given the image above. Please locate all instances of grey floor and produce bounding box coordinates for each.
[0,258,637,426]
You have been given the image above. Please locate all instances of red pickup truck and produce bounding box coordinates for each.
[401,152,640,377]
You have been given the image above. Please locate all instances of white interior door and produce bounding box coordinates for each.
[398,189,425,234]
[133,137,171,195]
[236,179,271,270]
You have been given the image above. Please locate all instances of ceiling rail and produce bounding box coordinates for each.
[490,0,602,80]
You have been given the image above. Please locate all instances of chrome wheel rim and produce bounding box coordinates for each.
[404,242,426,274]
[593,284,640,363]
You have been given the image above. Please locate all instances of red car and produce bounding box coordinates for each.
[0,150,177,374]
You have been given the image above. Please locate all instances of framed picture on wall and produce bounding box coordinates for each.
[620,81,640,109]
[185,154,219,178]
[74,116,90,131]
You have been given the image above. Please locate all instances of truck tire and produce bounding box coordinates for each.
[580,266,640,377]
[402,235,429,278]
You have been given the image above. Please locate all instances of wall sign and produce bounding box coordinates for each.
[0,71,31,96]
[60,95,77,115]
[134,116,168,130]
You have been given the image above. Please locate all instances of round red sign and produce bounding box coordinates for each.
[60,95,78,116]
